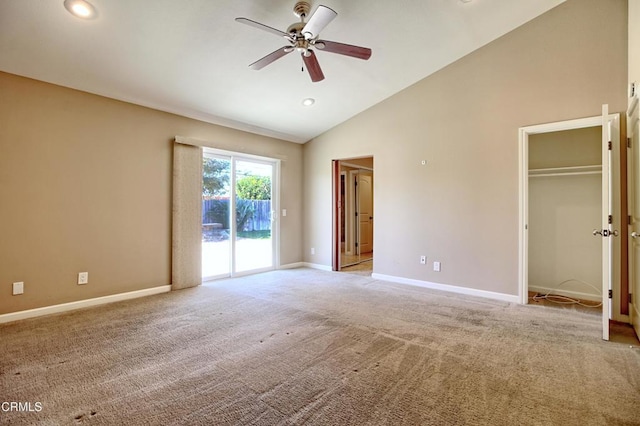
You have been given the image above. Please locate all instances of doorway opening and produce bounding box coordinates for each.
[332,157,374,273]
[518,109,620,340]
[202,149,279,280]
[527,127,603,309]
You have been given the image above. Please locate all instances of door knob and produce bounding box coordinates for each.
[632,232,640,239]
[593,229,619,237]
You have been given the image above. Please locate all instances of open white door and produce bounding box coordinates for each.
[596,105,621,341]
[356,171,373,255]
[600,105,613,340]
[628,96,640,340]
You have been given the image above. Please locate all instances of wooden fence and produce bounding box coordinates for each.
[202,199,271,231]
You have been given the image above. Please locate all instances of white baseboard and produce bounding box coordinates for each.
[0,285,172,325]
[371,273,520,304]
[529,285,601,302]
[278,262,305,270]
[303,262,333,271]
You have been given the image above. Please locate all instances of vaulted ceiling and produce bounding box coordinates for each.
[0,0,565,143]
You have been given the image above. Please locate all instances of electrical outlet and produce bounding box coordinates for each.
[282,209,287,217]
[420,255,426,265]
[433,262,441,272]
[78,272,89,285]
[12,282,24,295]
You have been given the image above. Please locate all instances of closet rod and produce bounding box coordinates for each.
[529,165,601,178]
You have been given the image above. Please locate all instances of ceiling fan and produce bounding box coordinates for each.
[235,1,372,83]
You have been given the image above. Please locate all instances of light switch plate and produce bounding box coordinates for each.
[13,282,24,295]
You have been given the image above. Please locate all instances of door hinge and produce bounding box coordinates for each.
[608,289,613,299]
[628,137,632,149]
[629,293,633,304]
[608,215,613,224]
[355,212,358,217]
[608,141,613,151]
[630,215,633,225]
[355,242,358,247]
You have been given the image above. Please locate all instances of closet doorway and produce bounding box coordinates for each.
[519,107,620,340]
[332,157,374,272]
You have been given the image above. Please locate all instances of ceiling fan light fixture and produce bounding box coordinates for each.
[64,0,97,19]
[302,98,315,107]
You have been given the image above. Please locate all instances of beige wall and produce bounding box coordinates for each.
[341,157,374,169]
[630,1,640,88]
[528,127,602,169]
[0,72,303,315]
[303,0,627,296]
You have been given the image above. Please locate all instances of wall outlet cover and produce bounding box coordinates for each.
[78,272,89,285]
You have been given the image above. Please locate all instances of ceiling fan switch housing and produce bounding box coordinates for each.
[293,2,311,19]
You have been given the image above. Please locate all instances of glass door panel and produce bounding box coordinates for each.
[234,159,273,273]
[202,154,231,279]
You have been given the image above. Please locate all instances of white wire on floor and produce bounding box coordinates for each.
[529,278,603,308]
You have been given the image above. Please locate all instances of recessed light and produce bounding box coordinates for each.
[302,98,315,107]
[64,0,97,19]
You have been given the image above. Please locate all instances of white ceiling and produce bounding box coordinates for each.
[0,0,565,143]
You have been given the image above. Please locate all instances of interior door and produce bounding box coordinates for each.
[357,171,373,254]
[332,160,342,271]
[628,96,640,339]
[597,105,619,341]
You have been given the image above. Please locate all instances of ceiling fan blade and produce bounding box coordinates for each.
[249,47,293,70]
[302,50,325,82]
[235,17,290,39]
[315,40,372,60]
[302,5,337,40]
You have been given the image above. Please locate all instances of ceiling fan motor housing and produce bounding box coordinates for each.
[286,21,305,35]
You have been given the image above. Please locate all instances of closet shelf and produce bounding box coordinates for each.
[528,165,601,178]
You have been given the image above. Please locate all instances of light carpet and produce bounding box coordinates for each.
[1,268,639,425]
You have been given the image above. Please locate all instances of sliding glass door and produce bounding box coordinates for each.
[234,160,273,273]
[202,151,277,280]
[202,154,232,278]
